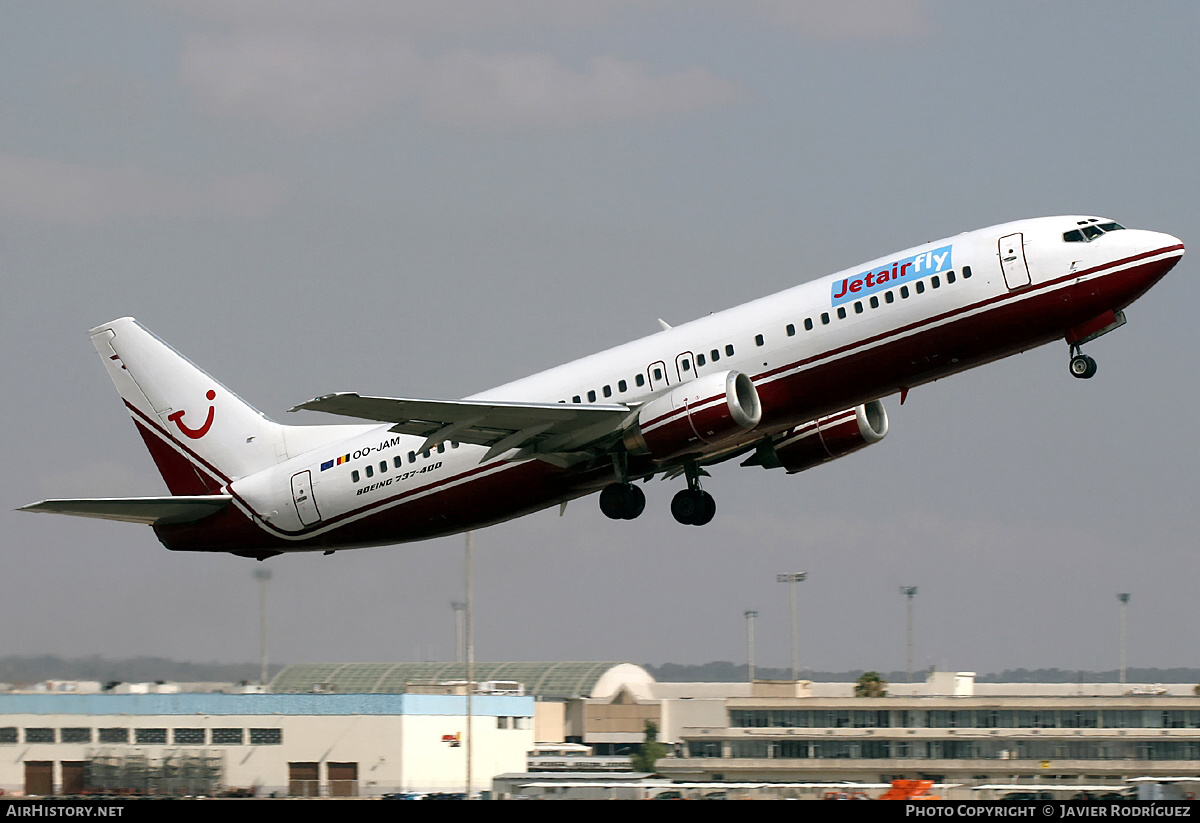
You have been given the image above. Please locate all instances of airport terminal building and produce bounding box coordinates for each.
[3,663,1199,798]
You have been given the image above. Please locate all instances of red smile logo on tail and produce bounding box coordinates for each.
[168,389,217,439]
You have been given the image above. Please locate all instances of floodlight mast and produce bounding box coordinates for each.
[254,569,272,688]
[744,610,758,682]
[1117,593,1131,686]
[776,573,807,681]
[900,586,918,683]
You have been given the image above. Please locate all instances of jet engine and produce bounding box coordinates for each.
[747,399,888,474]
[623,370,762,461]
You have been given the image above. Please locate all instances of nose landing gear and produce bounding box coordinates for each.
[1069,344,1098,379]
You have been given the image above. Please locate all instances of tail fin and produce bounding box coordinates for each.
[90,318,367,494]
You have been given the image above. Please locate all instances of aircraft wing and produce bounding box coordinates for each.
[289,393,638,463]
[18,495,233,525]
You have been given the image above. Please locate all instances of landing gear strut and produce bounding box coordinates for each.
[1069,344,1098,380]
[599,451,646,520]
[671,462,716,526]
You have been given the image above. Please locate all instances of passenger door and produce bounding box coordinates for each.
[999,233,1031,290]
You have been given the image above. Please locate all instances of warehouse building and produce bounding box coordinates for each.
[0,691,532,797]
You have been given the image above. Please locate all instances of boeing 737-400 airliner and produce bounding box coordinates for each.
[21,216,1184,560]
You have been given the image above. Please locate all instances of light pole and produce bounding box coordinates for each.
[744,610,758,682]
[1117,593,1130,685]
[900,586,918,683]
[253,569,272,688]
[452,601,466,663]
[465,531,475,797]
[776,573,807,681]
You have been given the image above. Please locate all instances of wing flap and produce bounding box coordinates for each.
[290,393,636,457]
[19,496,233,526]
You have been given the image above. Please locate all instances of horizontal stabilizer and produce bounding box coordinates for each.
[19,495,232,526]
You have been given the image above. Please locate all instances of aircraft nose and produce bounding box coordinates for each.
[1144,229,1184,255]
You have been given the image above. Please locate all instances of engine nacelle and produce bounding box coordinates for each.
[753,399,888,474]
[624,370,762,461]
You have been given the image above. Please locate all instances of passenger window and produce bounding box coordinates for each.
[437,443,445,453]
[452,441,459,448]
[603,385,612,397]
[710,349,720,362]
[408,451,416,463]
[587,390,596,402]
[351,470,360,483]
[869,296,879,309]
[916,281,925,294]
[963,266,972,279]
[572,395,581,403]
[379,461,387,473]
[854,301,863,314]
[901,286,910,298]
[725,344,735,356]
[755,334,764,346]
[821,312,830,325]
[618,379,628,392]
[653,368,662,381]
[635,374,645,387]
[394,456,402,468]
[695,354,705,367]
[365,465,374,478]
[931,275,940,289]
[947,271,956,284]
[804,318,813,331]
[422,450,430,459]
[885,291,894,303]
[837,307,847,319]
[681,360,690,372]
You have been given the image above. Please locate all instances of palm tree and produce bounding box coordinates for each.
[855,671,888,697]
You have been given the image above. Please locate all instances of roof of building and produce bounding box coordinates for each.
[270,662,652,700]
[0,692,532,716]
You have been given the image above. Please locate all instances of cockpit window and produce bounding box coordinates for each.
[1063,220,1125,243]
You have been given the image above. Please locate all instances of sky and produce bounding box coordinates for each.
[2,0,1198,678]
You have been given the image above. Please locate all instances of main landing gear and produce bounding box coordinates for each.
[597,455,715,525]
[599,482,646,520]
[670,462,716,527]
[599,451,647,520]
[1069,344,1098,380]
